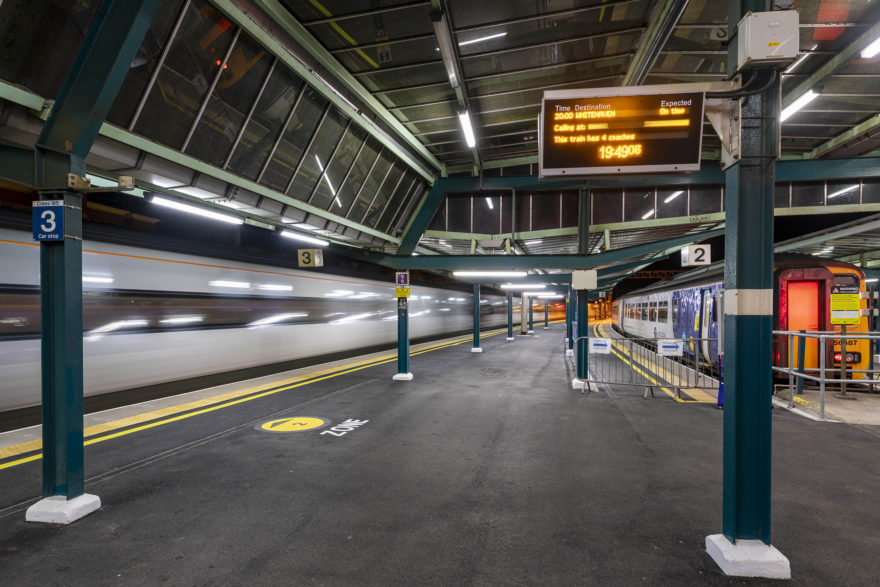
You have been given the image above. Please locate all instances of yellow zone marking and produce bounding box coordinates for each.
[260,417,327,432]
[0,331,504,469]
[592,324,715,403]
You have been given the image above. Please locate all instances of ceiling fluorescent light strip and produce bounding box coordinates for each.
[780,90,818,122]
[453,271,527,277]
[152,196,243,225]
[281,230,329,247]
[458,111,476,148]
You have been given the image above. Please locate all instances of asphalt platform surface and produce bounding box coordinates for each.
[1,325,878,585]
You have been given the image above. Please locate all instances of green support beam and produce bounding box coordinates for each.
[622,0,689,86]
[782,16,880,113]
[232,0,443,180]
[28,0,160,524]
[807,114,880,160]
[354,228,722,270]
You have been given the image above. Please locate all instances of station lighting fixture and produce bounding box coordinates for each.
[281,230,329,247]
[784,44,818,74]
[500,283,546,290]
[866,278,878,283]
[485,197,494,210]
[453,271,528,277]
[536,294,564,299]
[258,284,293,291]
[458,110,477,148]
[663,190,684,204]
[862,34,880,59]
[522,291,548,297]
[458,32,507,47]
[525,239,543,246]
[827,185,859,199]
[82,276,114,284]
[152,196,244,225]
[641,209,655,220]
[780,90,818,122]
[209,280,250,289]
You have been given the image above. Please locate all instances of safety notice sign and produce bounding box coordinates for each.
[830,285,860,326]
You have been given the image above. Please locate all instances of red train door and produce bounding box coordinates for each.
[787,281,820,369]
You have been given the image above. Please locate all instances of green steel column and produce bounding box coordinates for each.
[507,291,514,341]
[566,287,575,353]
[576,289,589,379]
[395,297,411,377]
[722,4,779,547]
[40,191,84,498]
[544,299,549,329]
[472,284,481,351]
[578,187,590,255]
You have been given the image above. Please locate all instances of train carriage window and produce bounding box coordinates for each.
[649,302,657,321]
[658,301,668,322]
[672,298,679,322]
[641,304,647,321]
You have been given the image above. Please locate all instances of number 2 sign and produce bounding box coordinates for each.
[32,200,65,241]
[681,244,710,266]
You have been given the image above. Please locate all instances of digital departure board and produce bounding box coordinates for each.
[539,89,705,177]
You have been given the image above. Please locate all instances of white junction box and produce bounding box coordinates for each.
[572,270,598,290]
[737,10,799,71]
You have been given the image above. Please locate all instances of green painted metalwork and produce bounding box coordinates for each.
[398,180,447,255]
[473,284,481,349]
[40,192,85,498]
[98,124,399,244]
[578,187,590,255]
[397,297,410,375]
[566,287,574,352]
[0,144,36,187]
[34,0,161,501]
[782,18,880,112]
[576,289,588,379]
[622,0,689,86]
[230,0,442,180]
[0,82,44,111]
[507,291,514,339]
[722,0,778,542]
[369,228,723,269]
[808,115,880,159]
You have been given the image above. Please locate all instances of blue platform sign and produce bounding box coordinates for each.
[32,200,65,241]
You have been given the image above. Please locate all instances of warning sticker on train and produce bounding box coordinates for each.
[258,417,329,433]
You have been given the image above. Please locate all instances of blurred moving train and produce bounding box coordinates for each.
[611,255,870,378]
[0,228,515,412]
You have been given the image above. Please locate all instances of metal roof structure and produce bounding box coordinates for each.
[0,0,879,287]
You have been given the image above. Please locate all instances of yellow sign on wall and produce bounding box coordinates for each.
[298,249,323,267]
[396,287,410,298]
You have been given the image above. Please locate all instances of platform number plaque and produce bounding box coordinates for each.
[32,200,65,241]
[681,244,710,266]
[297,249,323,268]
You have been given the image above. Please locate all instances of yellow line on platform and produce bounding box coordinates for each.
[0,331,505,470]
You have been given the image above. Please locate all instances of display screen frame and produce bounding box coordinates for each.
[539,85,707,178]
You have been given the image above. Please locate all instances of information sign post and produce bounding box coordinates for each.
[392,272,413,381]
[471,284,482,353]
[830,285,860,398]
[506,291,514,342]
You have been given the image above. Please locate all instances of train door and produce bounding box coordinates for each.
[787,281,820,369]
[700,289,713,359]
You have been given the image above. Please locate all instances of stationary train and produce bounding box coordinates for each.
[611,255,871,378]
[0,228,513,412]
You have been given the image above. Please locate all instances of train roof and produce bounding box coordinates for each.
[617,254,864,299]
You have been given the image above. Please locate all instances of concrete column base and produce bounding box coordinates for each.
[470,347,483,353]
[392,373,414,381]
[705,535,791,579]
[565,348,574,357]
[571,378,591,391]
[26,494,101,525]
[506,337,515,341]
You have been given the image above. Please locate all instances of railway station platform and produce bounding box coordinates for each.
[1,325,879,584]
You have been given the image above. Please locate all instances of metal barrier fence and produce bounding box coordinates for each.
[773,330,880,421]
[572,333,720,399]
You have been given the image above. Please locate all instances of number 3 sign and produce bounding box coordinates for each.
[298,249,324,267]
[32,200,65,241]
